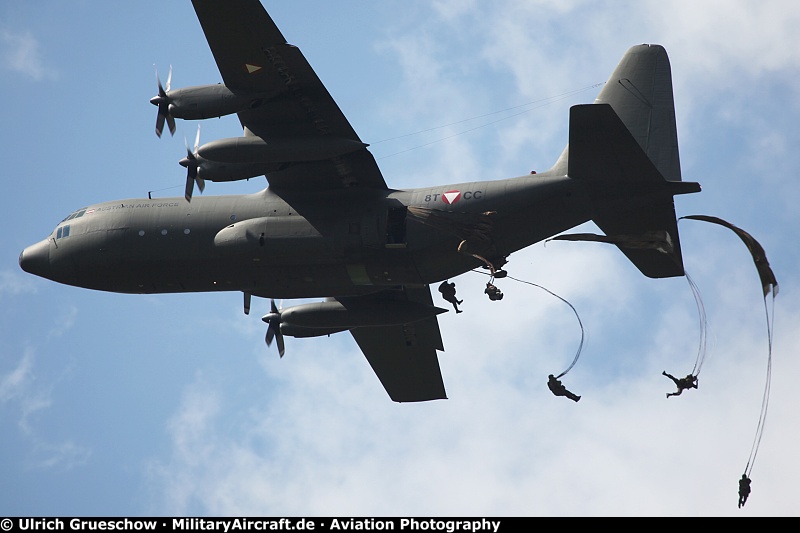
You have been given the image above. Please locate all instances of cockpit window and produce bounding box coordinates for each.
[60,208,88,224]
[55,207,86,239]
[56,224,71,239]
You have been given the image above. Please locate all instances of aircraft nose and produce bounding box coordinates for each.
[19,239,51,279]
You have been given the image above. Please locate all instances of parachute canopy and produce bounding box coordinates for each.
[680,215,778,297]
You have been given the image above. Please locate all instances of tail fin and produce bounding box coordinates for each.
[594,44,682,183]
[567,44,700,278]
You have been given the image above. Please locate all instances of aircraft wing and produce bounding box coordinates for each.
[344,287,448,402]
[190,0,388,190]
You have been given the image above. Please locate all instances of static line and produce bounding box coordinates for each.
[470,269,585,378]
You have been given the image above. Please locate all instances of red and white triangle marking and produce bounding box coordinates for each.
[442,190,461,204]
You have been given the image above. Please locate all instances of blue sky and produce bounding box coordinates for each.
[2,0,799,517]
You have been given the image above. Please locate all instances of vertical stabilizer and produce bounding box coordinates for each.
[594,44,682,182]
[565,44,700,279]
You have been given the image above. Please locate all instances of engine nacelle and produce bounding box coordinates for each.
[197,135,367,164]
[214,216,322,246]
[193,158,280,183]
[189,135,367,183]
[161,84,277,120]
[278,299,447,338]
[278,325,350,338]
[213,216,331,260]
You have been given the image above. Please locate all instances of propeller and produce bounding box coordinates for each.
[178,126,206,202]
[262,299,285,357]
[151,65,176,137]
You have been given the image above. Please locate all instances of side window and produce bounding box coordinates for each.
[56,225,71,239]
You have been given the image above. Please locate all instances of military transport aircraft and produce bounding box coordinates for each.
[19,0,700,402]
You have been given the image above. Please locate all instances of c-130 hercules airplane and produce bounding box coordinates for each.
[19,0,701,402]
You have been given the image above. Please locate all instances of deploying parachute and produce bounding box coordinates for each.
[680,215,778,297]
[679,215,777,508]
[548,214,778,507]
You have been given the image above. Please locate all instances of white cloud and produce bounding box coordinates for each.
[33,440,92,471]
[0,28,54,81]
[643,1,800,80]
[0,269,38,296]
[47,305,78,340]
[0,347,36,405]
[1,347,91,469]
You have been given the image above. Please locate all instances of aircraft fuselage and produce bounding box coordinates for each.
[20,173,591,299]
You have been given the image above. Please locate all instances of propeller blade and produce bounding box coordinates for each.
[153,65,175,137]
[264,317,284,357]
[276,333,285,358]
[262,300,285,357]
[155,65,166,97]
[155,112,166,138]
[184,175,195,203]
[180,126,202,202]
